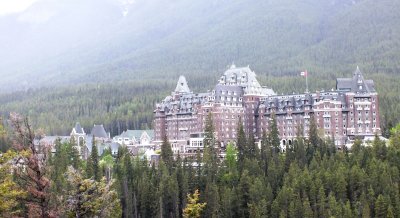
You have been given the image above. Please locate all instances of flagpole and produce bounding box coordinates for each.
[306,70,309,93]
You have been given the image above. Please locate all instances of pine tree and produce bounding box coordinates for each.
[194,150,203,190]
[302,196,314,218]
[65,166,121,217]
[294,128,307,167]
[308,115,320,148]
[249,178,269,217]
[375,194,388,218]
[238,170,251,217]
[176,154,188,218]
[389,123,400,148]
[247,132,259,160]
[160,168,179,218]
[373,134,387,160]
[0,150,26,217]
[203,183,219,218]
[317,186,327,217]
[161,134,174,171]
[386,204,395,218]
[10,113,55,217]
[268,114,280,155]
[115,148,134,218]
[343,200,353,218]
[220,187,235,218]
[237,119,247,172]
[90,135,100,181]
[69,145,81,170]
[50,139,69,194]
[327,192,340,217]
[260,130,272,175]
[203,113,218,183]
[183,189,206,218]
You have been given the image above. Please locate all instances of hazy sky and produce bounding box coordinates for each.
[0,0,39,16]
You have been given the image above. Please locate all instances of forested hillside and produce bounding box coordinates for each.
[2,113,400,217]
[0,0,399,136]
[0,0,400,90]
[0,69,399,139]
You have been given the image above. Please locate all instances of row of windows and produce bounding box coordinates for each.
[350,97,375,102]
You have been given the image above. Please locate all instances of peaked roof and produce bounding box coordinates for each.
[91,124,108,138]
[218,65,275,96]
[73,122,84,134]
[116,130,155,140]
[336,66,375,93]
[174,75,191,93]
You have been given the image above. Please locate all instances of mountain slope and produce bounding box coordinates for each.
[0,0,399,91]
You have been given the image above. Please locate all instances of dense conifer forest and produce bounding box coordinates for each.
[1,0,400,216]
[0,70,399,141]
[1,113,400,217]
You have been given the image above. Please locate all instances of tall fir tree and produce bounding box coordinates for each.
[374,194,388,218]
[308,114,320,148]
[268,114,280,155]
[260,130,271,175]
[203,113,218,183]
[247,132,259,160]
[176,154,188,218]
[90,135,100,181]
[161,134,174,172]
[236,119,247,173]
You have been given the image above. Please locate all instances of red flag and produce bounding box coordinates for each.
[300,70,308,77]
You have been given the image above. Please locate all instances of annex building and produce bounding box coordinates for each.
[153,65,381,153]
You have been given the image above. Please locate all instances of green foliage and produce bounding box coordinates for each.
[0,118,12,152]
[65,166,121,218]
[90,137,100,181]
[236,120,247,172]
[203,113,218,183]
[99,154,114,181]
[390,123,400,148]
[48,139,82,209]
[183,189,206,218]
[4,112,400,218]
[268,114,281,154]
[0,150,26,217]
[3,0,400,94]
[161,135,174,171]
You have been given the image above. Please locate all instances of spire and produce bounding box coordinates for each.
[174,75,191,93]
[352,66,371,93]
[354,65,362,76]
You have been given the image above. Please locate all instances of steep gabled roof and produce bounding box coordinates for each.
[91,124,108,138]
[336,66,375,93]
[219,65,275,96]
[73,122,84,134]
[174,75,191,93]
[117,130,155,140]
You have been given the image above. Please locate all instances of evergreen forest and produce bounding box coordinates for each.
[1,114,400,217]
[0,69,399,149]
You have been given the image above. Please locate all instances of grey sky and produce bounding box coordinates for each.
[0,0,38,16]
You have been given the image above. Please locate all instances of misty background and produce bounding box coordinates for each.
[0,0,400,136]
[1,0,399,92]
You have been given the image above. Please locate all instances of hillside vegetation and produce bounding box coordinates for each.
[0,0,400,90]
[0,70,399,138]
[0,0,399,136]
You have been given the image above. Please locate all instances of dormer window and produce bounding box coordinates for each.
[359,85,362,90]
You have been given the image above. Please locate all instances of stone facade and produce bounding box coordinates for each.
[153,65,381,153]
